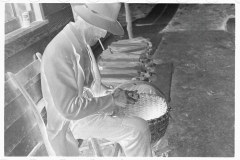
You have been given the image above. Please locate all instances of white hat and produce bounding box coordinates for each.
[71,3,124,35]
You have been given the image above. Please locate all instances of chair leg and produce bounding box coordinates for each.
[111,142,122,157]
[89,138,104,157]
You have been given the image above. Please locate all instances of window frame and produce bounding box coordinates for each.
[5,3,21,34]
[5,3,49,45]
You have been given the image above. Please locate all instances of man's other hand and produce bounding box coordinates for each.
[112,88,138,108]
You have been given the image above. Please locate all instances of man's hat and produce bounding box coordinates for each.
[71,3,124,35]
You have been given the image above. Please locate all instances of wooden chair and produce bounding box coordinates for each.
[7,52,122,157]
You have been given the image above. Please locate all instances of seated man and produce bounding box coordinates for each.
[40,3,152,156]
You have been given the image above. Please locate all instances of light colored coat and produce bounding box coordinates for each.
[41,22,114,156]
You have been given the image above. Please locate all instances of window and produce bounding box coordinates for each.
[5,3,44,34]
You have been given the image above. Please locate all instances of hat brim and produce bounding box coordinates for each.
[72,5,124,36]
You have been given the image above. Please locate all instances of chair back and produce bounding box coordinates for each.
[7,52,123,157]
[7,53,56,156]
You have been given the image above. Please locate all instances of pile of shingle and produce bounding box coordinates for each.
[99,36,157,87]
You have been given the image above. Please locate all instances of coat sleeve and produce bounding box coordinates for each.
[43,46,115,121]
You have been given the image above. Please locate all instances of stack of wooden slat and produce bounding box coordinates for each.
[99,37,152,87]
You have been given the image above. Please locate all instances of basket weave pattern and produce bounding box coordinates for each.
[112,91,170,143]
[113,93,168,120]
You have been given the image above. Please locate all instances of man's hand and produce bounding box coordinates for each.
[105,85,114,94]
[112,88,138,108]
[101,83,114,95]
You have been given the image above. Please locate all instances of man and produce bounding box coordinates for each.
[41,3,152,156]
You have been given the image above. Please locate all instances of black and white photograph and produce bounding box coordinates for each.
[2,0,236,158]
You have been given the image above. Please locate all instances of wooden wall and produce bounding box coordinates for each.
[4,3,74,156]
[5,3,73,76]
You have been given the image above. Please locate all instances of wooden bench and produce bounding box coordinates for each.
[5,52,121,157]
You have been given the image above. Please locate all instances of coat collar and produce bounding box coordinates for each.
[68,22,86,45]
[62,22,86,52]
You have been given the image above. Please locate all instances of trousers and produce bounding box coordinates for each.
[70,113,152,157]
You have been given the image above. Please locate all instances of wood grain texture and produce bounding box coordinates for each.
[41,3,70,17]
[5,21,49,45]
[5,93,30,131]
[30,142,48,156]
[9,69,56,156]
[5,18,21,34]
[44,6,73,36]
[5,79,20,106]
[99,38,147,87]
[5,74,41,107]
[101,76,134,88]
[4,79,42,131]
[101,52,140,62]
[4,108,37,156]
[5,5,73,61]
[14,59,40,85]
[5,23,48,60]
[5,63,50,156]
[7,125,43,156]
[5,29,59,76]
[100,67,139,75]
[27,141,44,156]
[99,61,140,68]
[5,38,47,76]
[4,4,74,157]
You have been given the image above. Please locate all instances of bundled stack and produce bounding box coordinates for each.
[99,37,152,87]
[108,37,152,55]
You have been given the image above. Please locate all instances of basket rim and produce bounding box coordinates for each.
[114,80,167,100]
[147,111,170,122]
[114,80,171,121]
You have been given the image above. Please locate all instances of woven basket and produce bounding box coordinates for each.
[113,80,171,143]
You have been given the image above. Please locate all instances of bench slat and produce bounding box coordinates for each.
[5,70,41,106]
[28,141,44,156]
[28,141,48,156]
[4,80,42,131]
[4,108,37,156]
[4,94,30,131]
[15,59,41,87]
[7,64,55,156]
[7,125,43,156]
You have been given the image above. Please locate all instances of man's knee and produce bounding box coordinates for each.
[122,116,149,133]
